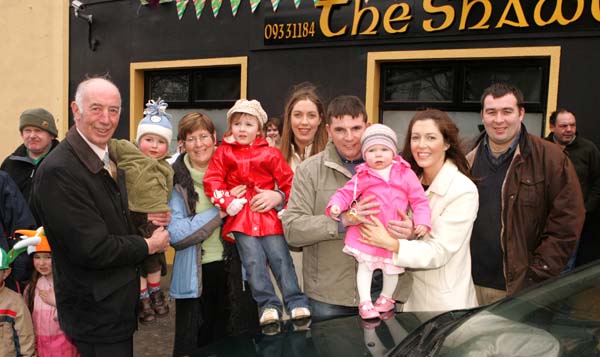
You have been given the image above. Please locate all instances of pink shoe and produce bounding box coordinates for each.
[374,295,395,313]
[358,301,380,320]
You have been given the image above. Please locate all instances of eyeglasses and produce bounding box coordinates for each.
[185,134,213,144]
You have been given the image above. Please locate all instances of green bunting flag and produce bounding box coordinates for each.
[250,0,261,12]
[211,0,222,17]
[176,0,189,19]
[270,0,279,11]
[192,0,205,18]
[293,0,300,8]
[140,0,174,5]
[230,0,241,16]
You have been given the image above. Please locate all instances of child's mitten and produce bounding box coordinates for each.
[226,198,248,216]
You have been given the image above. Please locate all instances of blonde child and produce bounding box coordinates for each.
[0,231,39,357]
[203,99,310,327]
[22,228,79,357]
[326,124,431,320]
[109,98,174,323]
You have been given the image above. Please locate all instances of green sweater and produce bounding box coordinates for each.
[185,154,223,264]
[109,139,174,213]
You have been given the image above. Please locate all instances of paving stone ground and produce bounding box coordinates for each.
[133,268,175,357]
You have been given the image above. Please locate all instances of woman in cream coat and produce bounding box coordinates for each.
[360,109,479,311]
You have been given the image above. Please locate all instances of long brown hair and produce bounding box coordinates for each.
[23,255,44,313]
[280,82,328,164]
[401,109,472,180]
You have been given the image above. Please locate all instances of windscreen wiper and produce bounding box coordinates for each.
[387,307,483,357]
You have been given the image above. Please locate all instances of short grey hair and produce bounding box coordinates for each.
[74,76,121,112]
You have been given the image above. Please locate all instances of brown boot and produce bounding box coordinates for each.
[139,297,156,324]
[150,290,169,317]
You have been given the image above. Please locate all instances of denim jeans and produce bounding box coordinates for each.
[234,233,308,315]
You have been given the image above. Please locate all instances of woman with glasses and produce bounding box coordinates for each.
[167,112,283,355]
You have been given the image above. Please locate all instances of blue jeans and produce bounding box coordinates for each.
[234,233,308,315]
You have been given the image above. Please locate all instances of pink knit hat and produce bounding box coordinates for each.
[361,123,398,157]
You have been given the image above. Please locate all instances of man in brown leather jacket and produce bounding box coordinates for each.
[467,82,585,305]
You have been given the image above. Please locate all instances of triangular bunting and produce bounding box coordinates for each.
[293,0,300,9]
[249,0,261,12]
[270,0,280,11]
[192,0,205,18]
[230,0,241,16]
[176,0,189,19]
[140,0,174,4]
[211,0,222,17]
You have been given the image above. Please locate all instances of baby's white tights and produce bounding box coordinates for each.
[357,262,399,302]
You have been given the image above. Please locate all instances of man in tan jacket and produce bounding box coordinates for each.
[282,95,412,321]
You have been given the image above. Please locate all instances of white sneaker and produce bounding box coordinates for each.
[259,308,280,326]
[291,307,311,320]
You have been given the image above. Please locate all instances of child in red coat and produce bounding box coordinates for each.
[203,99,310,327]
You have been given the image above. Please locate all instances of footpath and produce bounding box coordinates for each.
[133,268,175,357]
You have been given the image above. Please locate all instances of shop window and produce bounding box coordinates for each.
[380,58,549,145]
[383,65,455,103]
[143,66,242,149]
[145,66,240,108]
[147,72,190,103]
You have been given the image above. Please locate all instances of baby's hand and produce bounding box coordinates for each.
[330,205,341,220]
[414,225,427,238]
[226,198,248,216]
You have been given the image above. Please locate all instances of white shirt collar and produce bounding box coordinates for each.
[76,127,108,161]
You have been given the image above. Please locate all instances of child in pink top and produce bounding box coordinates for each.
[326,124,431,320]
[23,228,79,357]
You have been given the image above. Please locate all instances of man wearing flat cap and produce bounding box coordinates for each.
[1,108,59,292]
[2,108,60,224]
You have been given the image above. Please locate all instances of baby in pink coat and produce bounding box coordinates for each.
[326,124,431,320]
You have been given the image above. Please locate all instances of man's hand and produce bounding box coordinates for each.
[250,187,284,212]
[148,211,171,227]
[230,184,247,198]
[387,209,414,240]
[341,195,380,227]
[146,226,170,254]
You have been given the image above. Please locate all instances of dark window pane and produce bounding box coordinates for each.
[464,65,544,103]
[149,73,189,103]
[193,67,241,102]
[383,67,454,103]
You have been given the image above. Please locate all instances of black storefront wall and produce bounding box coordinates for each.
[69,0,600,146]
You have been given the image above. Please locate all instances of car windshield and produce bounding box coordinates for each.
[390,262,600,356]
